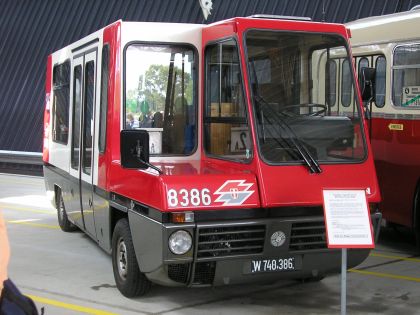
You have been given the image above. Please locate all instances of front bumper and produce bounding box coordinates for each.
[128,210,381,287]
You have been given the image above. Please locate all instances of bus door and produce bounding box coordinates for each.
[69,50,97,239]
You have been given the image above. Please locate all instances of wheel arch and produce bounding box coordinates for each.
[109,206,128,246]
[53,184,62,207]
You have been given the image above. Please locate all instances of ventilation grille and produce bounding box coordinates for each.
[289,221,327,251]
[192,262,216,285]
[168,264,190,284]
[197,225,266,258]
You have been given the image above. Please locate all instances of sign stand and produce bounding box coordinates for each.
[341,248,347,315]
[322,190,375,315]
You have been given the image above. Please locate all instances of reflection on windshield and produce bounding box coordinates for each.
[246,30,366,164]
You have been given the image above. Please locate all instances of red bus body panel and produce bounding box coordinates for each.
[371,117,420,226]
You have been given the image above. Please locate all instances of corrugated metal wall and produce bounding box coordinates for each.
[1,0,419,153]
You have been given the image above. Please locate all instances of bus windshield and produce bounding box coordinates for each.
[245,30,367,168]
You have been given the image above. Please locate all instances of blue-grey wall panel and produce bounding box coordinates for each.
[1,0,419,152]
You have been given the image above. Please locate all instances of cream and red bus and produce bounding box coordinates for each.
[342,9,420,248]
[43,16,381,297]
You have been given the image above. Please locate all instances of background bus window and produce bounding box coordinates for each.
[358,57,369,84]
[393,44,420,107]
[341,59,352,107]
[325,59,337,107]
[52,61,70,144]
[375,56,386,108]
[204,40,251,161]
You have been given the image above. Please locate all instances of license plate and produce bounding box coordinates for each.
[249,257,296,273]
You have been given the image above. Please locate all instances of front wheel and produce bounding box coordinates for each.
[112,218,151,297]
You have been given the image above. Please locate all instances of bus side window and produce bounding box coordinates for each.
[52,61,70,144]
[375,56,386,108]
[393,44,420,107]
[358,57,369,85]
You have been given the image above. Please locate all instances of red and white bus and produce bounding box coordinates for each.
[345,9,420,248]
[43,16,381,297]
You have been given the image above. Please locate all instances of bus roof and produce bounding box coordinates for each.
[346,10,420,46]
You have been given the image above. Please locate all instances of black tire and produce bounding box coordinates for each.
[112,218,151,297]
[56,191,77,232]
[414,188,420,253]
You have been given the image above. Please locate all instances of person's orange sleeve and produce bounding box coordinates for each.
[0,210,10,292]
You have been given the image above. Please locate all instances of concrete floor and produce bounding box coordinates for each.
[1,173,419,315]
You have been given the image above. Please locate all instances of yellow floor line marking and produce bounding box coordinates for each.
[370,252,420,263]
[0,203,54,214]
[349,269,420,282]
[27,294,119,315]
[6,220,60,229]
[8,219,41,223]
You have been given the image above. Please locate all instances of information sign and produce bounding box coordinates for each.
[323,190,374,248]
[402,86,420,107]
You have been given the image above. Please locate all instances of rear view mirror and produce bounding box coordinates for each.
[360,67,376,102]
[120,129,150,169]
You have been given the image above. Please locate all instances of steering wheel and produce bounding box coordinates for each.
[280,104,327,117]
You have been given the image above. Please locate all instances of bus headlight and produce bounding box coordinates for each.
[168,230,192,255]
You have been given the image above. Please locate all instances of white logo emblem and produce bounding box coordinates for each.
[270,231,286,247]
[214,180,254,206]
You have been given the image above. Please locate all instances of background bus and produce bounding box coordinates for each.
[342,9,420,248]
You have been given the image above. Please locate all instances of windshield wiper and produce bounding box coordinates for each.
[254,95,322,174]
